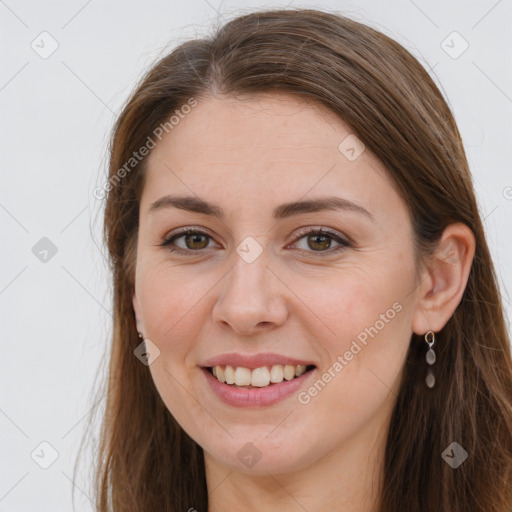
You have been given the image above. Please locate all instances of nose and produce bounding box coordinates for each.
[211,249,289,336]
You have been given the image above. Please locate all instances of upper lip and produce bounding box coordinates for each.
[202,352,316,369]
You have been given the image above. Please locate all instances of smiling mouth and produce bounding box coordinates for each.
[206,364,316,388]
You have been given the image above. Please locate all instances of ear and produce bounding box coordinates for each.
[132,293,144,335]
[412,222,475,334]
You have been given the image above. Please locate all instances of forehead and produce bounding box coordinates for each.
[141,93,400,220]
[148,92,351,163]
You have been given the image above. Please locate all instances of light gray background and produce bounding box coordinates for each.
[1,0,511,510]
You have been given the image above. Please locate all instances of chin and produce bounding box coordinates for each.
[203,430,321,475]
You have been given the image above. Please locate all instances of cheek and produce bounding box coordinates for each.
[137,263,214,351]
[136,263,213,430]
[300,261,413,406]
[296,288,410,451]
[301,264,409,354]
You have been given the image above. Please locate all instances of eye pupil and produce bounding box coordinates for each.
[186,233,209,249]
[308,234,331,251]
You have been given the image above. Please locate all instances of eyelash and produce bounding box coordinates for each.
[159,226,351,257]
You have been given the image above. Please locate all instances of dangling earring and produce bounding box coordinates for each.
[424,330,436,388]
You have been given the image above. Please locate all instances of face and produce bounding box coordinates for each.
[132,93,422,476]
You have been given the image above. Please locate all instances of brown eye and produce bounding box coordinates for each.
[291,228,350,256]
[306,233,333,251]
[183,233,209,250]
[161,228,217,253]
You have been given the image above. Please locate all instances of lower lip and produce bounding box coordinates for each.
[201,367,316,407]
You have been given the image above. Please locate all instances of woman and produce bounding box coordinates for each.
[94,8,512,511]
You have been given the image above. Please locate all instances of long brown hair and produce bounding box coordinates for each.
[94,8,512,511]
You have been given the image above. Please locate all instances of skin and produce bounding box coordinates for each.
[132,92,475,511]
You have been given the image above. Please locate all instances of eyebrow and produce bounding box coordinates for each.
[148,194,374,221]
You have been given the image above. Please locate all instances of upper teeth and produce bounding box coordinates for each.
[212,364,307,387]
